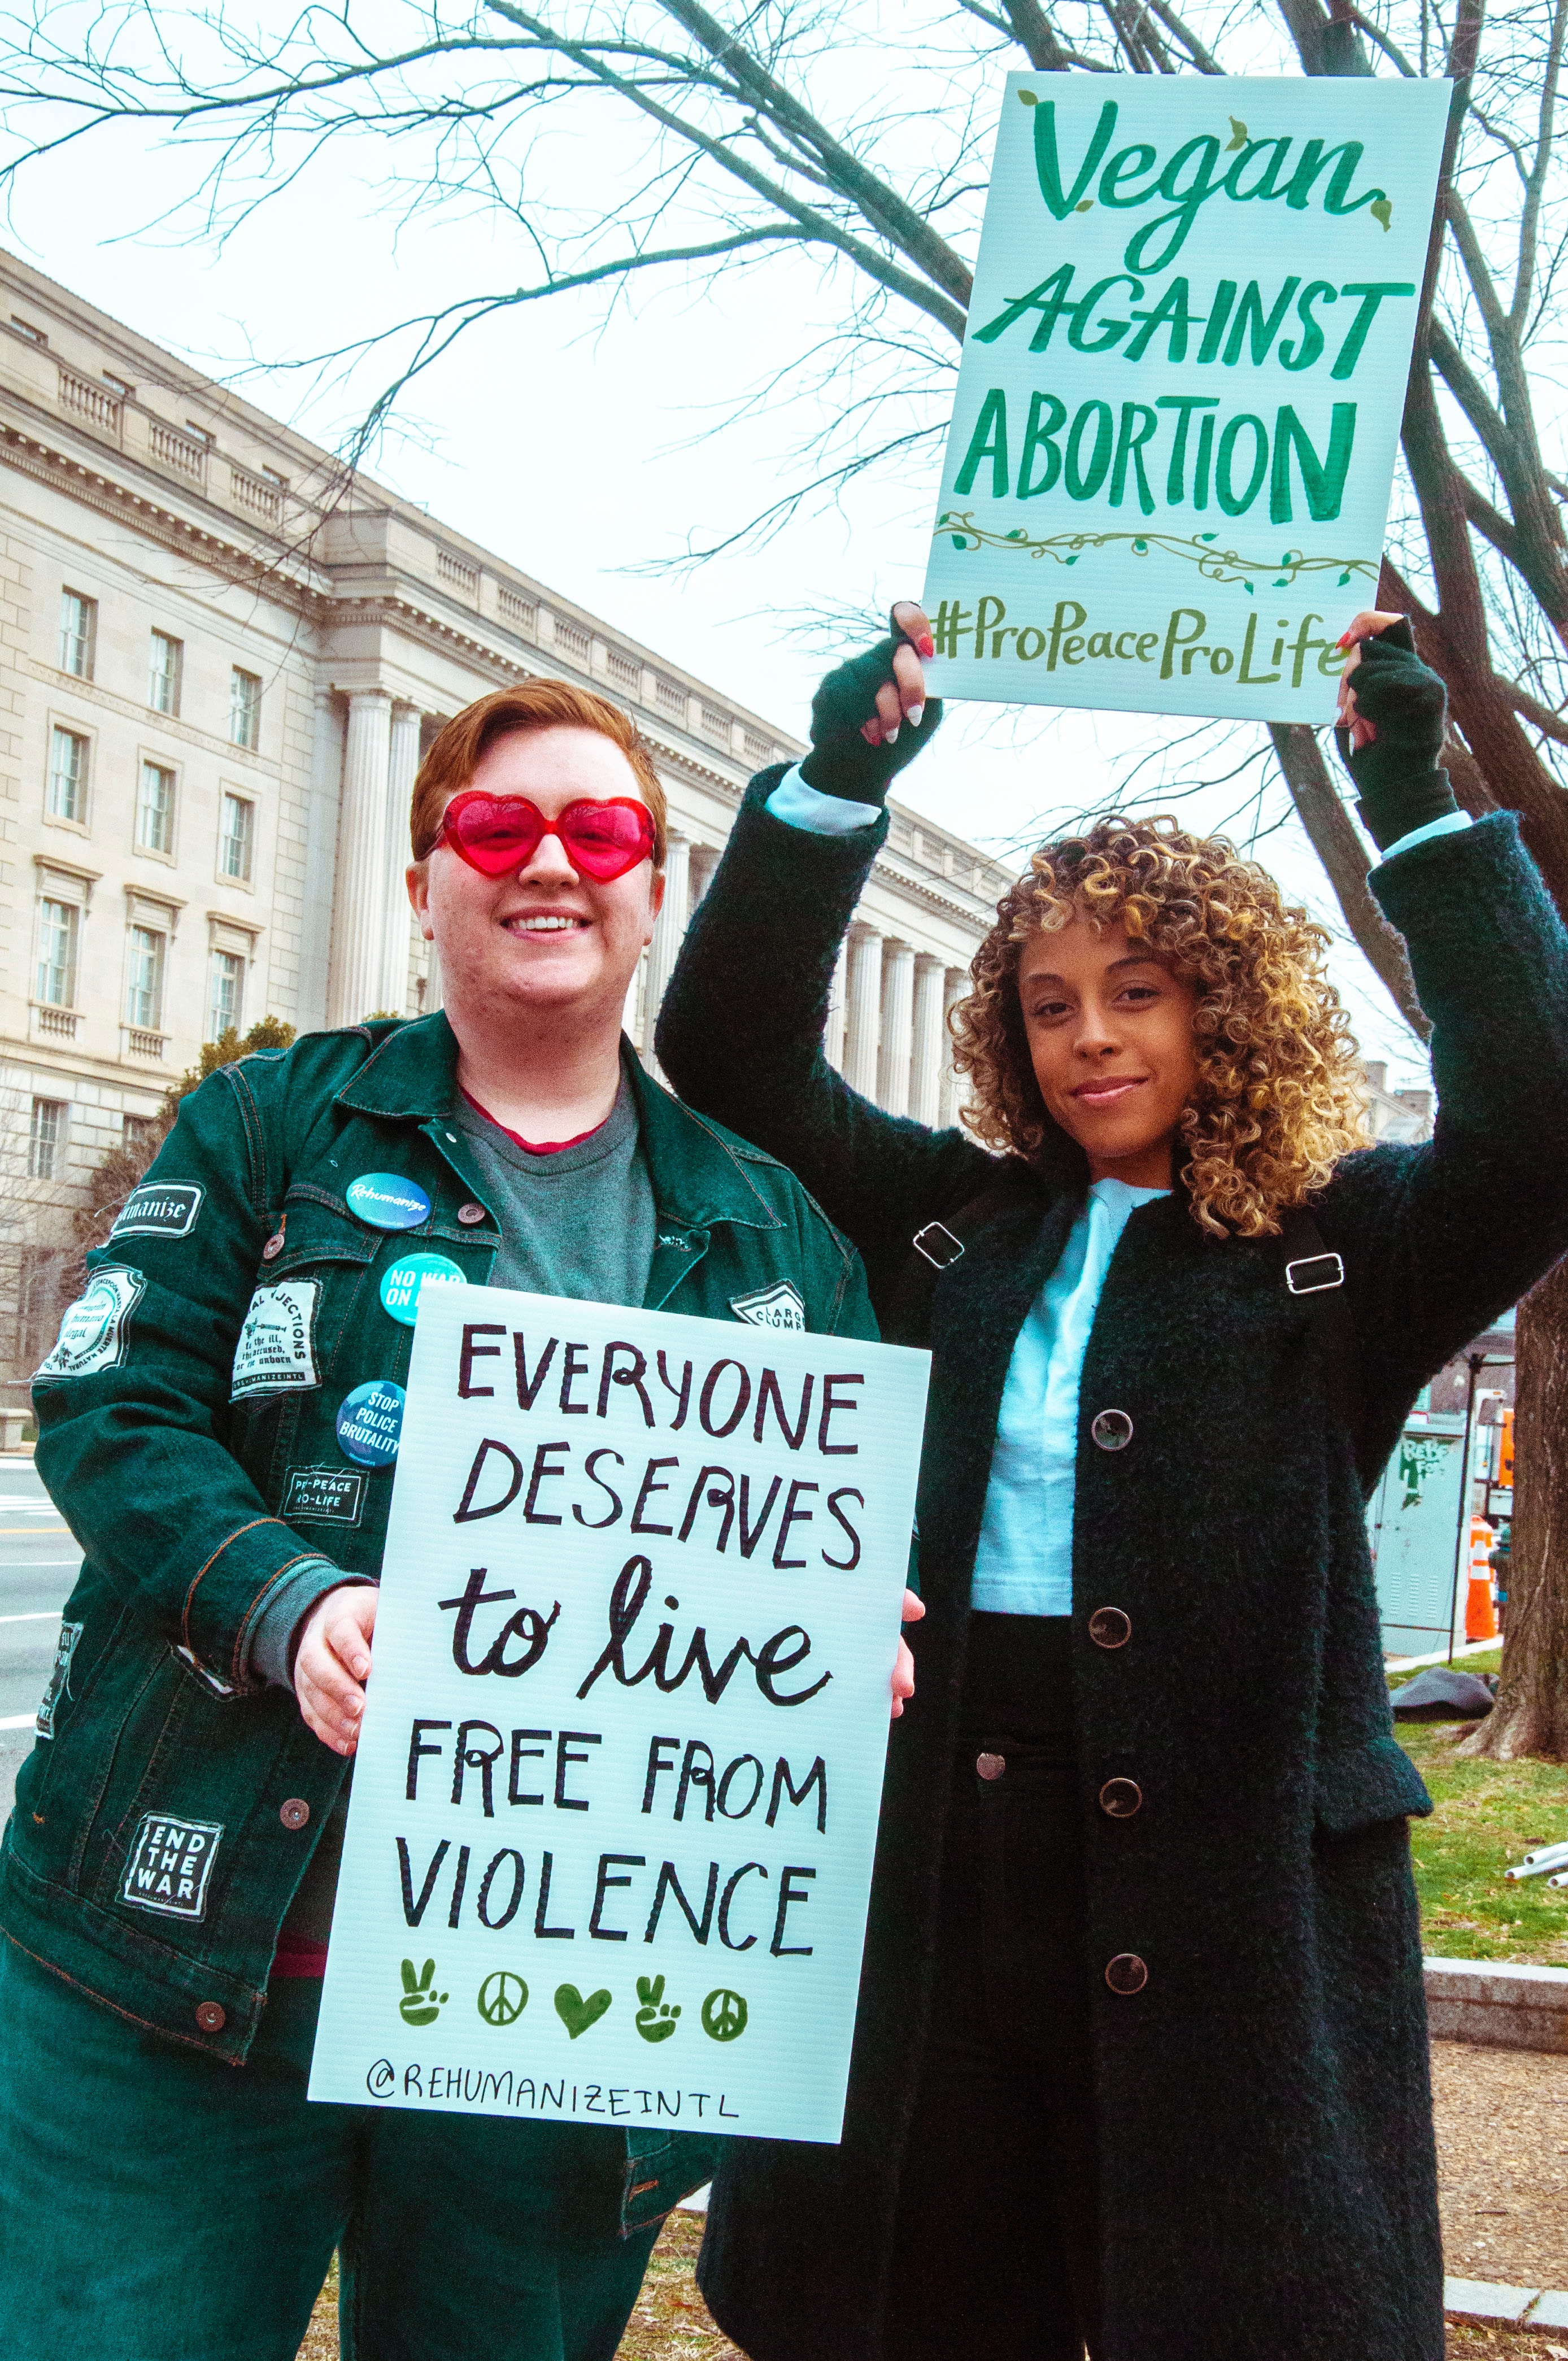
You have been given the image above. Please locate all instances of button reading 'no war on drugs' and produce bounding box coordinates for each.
[378,1254,465,1328]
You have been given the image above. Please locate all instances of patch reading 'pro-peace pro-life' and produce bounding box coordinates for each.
[282,1466,367,1526]
[231,1282,321,1400]
[119,1814,224,1921]
[110,1182,204,1239]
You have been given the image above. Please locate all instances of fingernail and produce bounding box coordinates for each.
[884,725,899,744]
[918,637,935,659]
[1336,633,1353,648]
[909,703,925,730]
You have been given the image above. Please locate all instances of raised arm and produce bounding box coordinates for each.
[657,609,998,1295]
[1317,618,1568,1433]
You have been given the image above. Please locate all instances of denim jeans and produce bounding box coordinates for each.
[0,1936,659,2361]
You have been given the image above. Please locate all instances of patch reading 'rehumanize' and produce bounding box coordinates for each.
[110,1182,204,1239]
[34,1266,146,1381]
[119,1814,224,1920]
[729,1281,806,1332]
[231,1282,321,1400]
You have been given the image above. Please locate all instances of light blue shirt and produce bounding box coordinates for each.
[970,1178,1168,1614]
[764,769,1469,1614]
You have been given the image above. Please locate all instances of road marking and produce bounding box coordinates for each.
[0,1610,63,1625]
[2,1561,80,1570]
[0,1714,37,1730]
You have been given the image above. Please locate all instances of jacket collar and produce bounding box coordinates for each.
[333,1014,780,1235]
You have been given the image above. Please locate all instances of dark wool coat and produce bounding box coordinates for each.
[655,784,1568,2361]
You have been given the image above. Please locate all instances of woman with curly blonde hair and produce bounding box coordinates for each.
[658,604,1568,2361]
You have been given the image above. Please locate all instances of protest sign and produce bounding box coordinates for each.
[921,75,1450,722]
[309,1286,930,2145]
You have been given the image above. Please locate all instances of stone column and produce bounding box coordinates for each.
[643,834,690,1066]
[824,939,850,1071]
[939,968,968,1127]
[298,689,345,1033]
[844,924,883,1099]
[327,689,392,1029]
[377,703,422,1016]
[910,953,947,1125]
[877,940,916,1115]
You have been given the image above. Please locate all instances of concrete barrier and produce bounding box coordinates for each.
[1425,1954,1568,2052]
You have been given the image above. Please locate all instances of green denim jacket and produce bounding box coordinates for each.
[7,1015,873,2223]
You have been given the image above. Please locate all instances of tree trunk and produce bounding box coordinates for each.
[1464,1254,1568,1760]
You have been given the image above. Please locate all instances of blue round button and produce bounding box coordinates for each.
[336,1380,407,1468]
[379,1253,465,1328]
[346,1173,431,1231]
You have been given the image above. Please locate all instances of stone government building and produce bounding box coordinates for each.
[0,249,1015,1389]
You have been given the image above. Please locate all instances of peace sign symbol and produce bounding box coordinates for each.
[478,1971,529,2027]
[701,1988,749,2043]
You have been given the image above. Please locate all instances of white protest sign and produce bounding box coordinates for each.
[921,75,1449,721]
[310,1286,929,2146]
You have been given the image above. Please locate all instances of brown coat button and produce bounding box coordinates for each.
[195,2000,227,2033]
[1088,1606,1131,1649]
[1105,1953,1148,1996]
[1090,1408,1134,1451]
[261,1231,285,1261]
[280,1798,311,1831]
[1099,1777,1143,1819]
[975,1751,1005,1782]
[457,1202,487,1226]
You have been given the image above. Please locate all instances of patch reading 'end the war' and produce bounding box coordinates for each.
[281,1466,367,1526]
[119,1814,224,1921]
[110,1183,204,1239]
[729,1282,806,1332]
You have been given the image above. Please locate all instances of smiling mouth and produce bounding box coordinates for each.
[504,912,590,936]
[1073,1077,1148,1107]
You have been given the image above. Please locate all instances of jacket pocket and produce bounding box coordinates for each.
[1313,1733,1432,1836]
[235,1197,380,1403]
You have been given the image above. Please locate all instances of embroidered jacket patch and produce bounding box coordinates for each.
[119,1814,224,1920]
[110,1183,204,1240]
[231,1281,321,1399]
[730,1281,806,1331]
[35,1621,83,1739]
[34,1266,146,1381]
[281,1466,366,1526]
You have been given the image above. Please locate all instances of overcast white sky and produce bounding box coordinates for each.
[3,76,1434,1090]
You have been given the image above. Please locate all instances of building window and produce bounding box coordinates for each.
[208,949,245,1039]
[122,1113,156,1155]
[149,630,182,716]
[126,925,166,1031]
[58,590,95,678]
[46,726,88,822]
[27,1098,66,1181]
[218,791,255,882]
[35,898,78,1007]
[229,667,261,750]
[136,760,176,856]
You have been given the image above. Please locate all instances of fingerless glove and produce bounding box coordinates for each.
[798,635,944,805]
[1333,617,1458,853]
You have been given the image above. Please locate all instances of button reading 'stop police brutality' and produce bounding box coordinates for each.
[345,1173,432,1231]
[1091,1408,1134,1451]
[379,1253,465,1328]
[336,1380,407,1468]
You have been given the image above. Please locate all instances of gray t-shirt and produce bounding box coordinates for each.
[273,1066,654,1951]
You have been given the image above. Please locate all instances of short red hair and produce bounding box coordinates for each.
[409,679,667,868]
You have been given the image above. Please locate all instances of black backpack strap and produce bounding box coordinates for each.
[882,1171,1040,1347]
[1279,1205,1357,1423]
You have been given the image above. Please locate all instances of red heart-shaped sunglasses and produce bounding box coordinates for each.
[439,791,656,881]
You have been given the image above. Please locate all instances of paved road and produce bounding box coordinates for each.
[0,1454,82,1818]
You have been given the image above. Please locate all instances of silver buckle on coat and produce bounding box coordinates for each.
[1286,1251,1345,1295]
[913,1222,965,1271]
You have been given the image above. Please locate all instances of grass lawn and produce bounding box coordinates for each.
[1393,1649,1568,1965]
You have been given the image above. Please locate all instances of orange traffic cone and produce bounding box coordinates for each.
[1465,1515,1498,1642]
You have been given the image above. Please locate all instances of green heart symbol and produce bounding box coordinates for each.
[554,1983,613,2039]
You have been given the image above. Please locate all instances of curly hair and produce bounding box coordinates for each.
[950,814,1370,1238]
